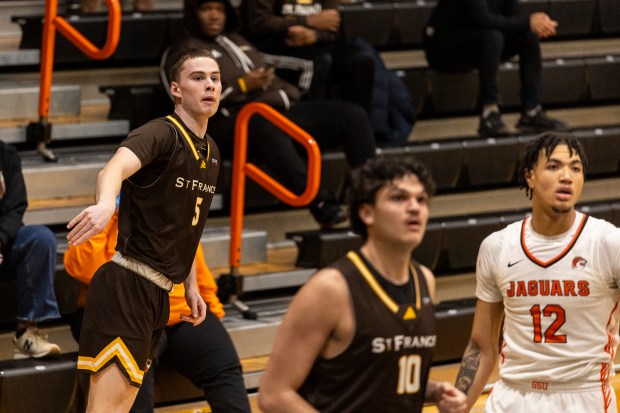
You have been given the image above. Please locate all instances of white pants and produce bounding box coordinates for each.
[485,380,617,413]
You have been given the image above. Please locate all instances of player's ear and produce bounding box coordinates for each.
[358,203,374,227]
[170,81,181,99]
[525,168,535,189]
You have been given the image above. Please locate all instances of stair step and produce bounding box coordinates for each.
[201,226,267,268]
[0,119,128,145]
[0,49,38,66]
[0,84,80,119]
[24,194,224,226]
[0,297,290,362]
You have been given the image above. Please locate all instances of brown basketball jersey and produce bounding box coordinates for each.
[117,114,219,283]
[299,250,437,412]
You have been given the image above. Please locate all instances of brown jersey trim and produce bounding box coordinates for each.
[346,251,421,314]
[520,214,589,268]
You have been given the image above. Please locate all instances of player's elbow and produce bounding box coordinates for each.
[257,387,279,413]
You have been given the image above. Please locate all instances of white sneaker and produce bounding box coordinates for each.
[12,326,61,358]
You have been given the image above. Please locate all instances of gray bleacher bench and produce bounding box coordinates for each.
[11,10,182,66]
[0,353,76,413]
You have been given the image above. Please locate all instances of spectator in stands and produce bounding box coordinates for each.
[240,0,374,114]
[0,141,62,359]
[258,155,467,413]
[164,0,377,228]
[454,132,620,412]
[66,48,220,412]
[423,0,569,137]
[64,205,251,413]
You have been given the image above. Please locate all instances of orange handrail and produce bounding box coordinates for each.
[38,0,121,118]
[229,102,321,271]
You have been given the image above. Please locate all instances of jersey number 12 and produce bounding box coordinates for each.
[530,304,567,343]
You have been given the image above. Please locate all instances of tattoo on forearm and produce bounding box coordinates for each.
[455,339,481,395]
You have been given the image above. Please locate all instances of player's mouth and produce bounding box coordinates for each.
[406,217,422,231]
[556,186,573,201]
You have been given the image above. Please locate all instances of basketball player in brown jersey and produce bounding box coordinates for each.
[66,48,221,412]
[259,155,467,413]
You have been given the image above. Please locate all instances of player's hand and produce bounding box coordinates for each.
[286,25,318,46]
[306,9,340,32]
[0,171,5,201]
[243,67,276,92]
[436,382,467,413]
[66,202,115,246]
[530,12,557,38]
[0,252,3,265]
[181,287,207,326]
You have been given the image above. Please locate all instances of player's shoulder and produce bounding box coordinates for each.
[586,214,620,247]
[481,219,519,250]
[306,267,348,299]
[584,214,619,231]
[126,117,175,141]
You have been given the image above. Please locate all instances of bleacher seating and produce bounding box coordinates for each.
[12,11,182,66]
[2,0,620,410]
[597,0,620,34]
[586,55,620,101]
[0,353,76,413]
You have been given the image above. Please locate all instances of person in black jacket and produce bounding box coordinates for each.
[240,0,374,113]
[0,141,61,358]
[423,0,568,137]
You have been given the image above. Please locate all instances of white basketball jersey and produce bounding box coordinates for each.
[477,212,620,392]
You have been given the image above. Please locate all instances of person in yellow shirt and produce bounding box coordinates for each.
[64,211,250,412]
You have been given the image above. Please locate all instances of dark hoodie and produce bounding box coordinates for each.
[166,0,301,115]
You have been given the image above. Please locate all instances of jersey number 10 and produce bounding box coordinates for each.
[397,354,422,394]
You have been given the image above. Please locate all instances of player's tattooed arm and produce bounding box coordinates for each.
[455,338,481,394]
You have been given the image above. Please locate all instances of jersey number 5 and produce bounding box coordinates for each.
[530,304,567,343]
[397,355,421,394]
[192,197,203,226]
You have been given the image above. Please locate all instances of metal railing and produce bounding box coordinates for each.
[31,0,121,160]
[220,102,321,319]
[229,102,321,270]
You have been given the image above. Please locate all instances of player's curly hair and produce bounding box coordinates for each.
[348,154,436,240]
[518,132,588,199]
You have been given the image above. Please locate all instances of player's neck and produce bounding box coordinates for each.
[530,207,576,236]
[360,241,411,285]
[174,107,209,139]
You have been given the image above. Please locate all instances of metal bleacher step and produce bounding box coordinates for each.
[381,37,620,71]
[0,118,129,145]
[410,104,620,142]
[0,48,38,67]
[0,83,81,119]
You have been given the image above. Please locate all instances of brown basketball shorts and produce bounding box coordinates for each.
[77,261,170,387]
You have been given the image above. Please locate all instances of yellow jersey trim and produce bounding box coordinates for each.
[166,115,210,162]
[77,337,144,385]
[346,251,422,315]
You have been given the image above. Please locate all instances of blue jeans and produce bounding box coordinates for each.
[0,225,60,323]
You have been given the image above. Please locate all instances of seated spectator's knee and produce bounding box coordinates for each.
[330,101,367,123]
[520,30,541,51]
[475,30,504,68]
[17,225,56,254]
[478,29,504,56]
[314,51,332,69]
